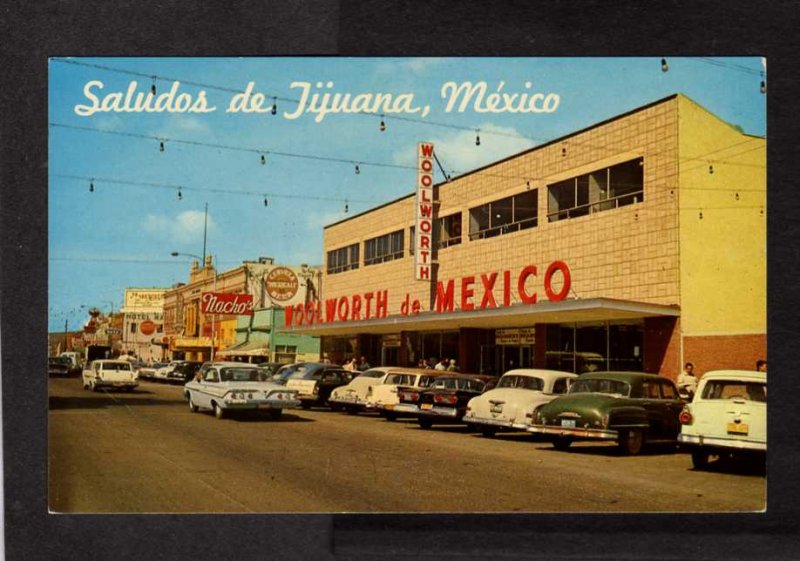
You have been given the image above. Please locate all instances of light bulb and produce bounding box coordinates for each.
[264,196,268,207]
[151,81,156,95]
[159,141,165,152]
[661,58,669,72]
[271,98,277,115]
[89,180,94,193]
[760,80,766,94]
[380,117,386,132]
[355,164,360,175]
[177,188,182,200]
[344,202,349,213]
[475,132,480,146]
[260,154,266,165]
[708,164,714,174]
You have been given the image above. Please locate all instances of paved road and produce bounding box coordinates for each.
[48,377,766,513]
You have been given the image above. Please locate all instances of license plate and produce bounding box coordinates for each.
[727,422,749,435]
[560,419,576,428]
[421,403,433,410]
[490,405,503,413]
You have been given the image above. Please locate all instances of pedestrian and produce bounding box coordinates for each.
[358,356,371,371]
[756,359,767,372]
[343,357,356,372]
[446,359,459,372]
[417,358,427,368]
[435,358,448,371]
[677,361,697,399]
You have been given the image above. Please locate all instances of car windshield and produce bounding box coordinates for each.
[496,375,543,391]
[101,362,131,371]
[569,378,630,397]
[49,357,70,365]
[430,377,485,391]
[702,380,766,402]
[220,368,265,382]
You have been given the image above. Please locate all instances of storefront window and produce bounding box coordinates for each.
[545,321,643,373]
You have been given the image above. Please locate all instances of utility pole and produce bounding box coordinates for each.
[202,202,208,265]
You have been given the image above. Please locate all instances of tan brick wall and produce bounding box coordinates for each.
[323,98,681,315]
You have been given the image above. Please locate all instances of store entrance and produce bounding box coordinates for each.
[381,345,399,366]
[480,344,534,376]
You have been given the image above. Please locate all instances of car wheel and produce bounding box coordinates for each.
[418,418,433,430]
[618,429,645,455]
[213,403,225,419]
[345,407,358,415]
[691,450,710,469]
[268,409,282,420]
[552,436,573,450]
[330,403,342,412]
[385,412,397,422]
[188,396,198,413]
[480,427,496,438]
[300,401,311,410]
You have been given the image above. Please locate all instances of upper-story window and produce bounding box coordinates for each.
[547,157,643,223]
[327,243,360,274]
[364,230,404,266]
[468,190,538,241]
[435,213,462,249]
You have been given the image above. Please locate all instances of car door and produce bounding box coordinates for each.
[639,379,668,437]
[196,367,220,408]
[658,379,684,438]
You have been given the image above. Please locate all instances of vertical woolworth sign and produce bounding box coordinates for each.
[415,142,434,280]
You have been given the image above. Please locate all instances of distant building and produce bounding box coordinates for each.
[163,256,322,363]
[120,288,167,362]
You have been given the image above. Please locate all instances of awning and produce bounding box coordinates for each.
[282,297,680,337]
[217,338,270,357]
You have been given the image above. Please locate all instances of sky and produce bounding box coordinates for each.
[48,57,766,331]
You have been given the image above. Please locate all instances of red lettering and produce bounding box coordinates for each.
[461,276,475,310]
[376,290,388,318]
[420,235,430,249]
[364,292,374,319]
[284,306,294,327]
[351,294,362,320]
[419,266,430,280]
[295,304,305,326]
[411,300,421,314]
[420,250,429,263]
[544,260,571,302]
[325,298,337,322]
[518,265,538,304]
[305,301,316,324]
[420,143,434,157]
[421,190,432,202]
[479,272,498,309]
[419,203,432,217]
[420,220,432,233]
[421,159,433,172]
[421,174,432,187]
[503,271,511,307]
[435,280,455,312]
[337,297,350,321]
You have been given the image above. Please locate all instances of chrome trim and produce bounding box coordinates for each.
[678,433,766,451]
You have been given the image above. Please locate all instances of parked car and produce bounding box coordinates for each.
[48,356,72,377]
[285,363,353,409]
[527,371,685,455]
[678,370,766,469]
[328,367,396,414]
[153,361,181,382]
[268,363,307,385]
[368,368,447,420]
[184,361,300,420]
[137,362,166,380]
[258,362,284,377]
[82,359,139,392]
[400,374,496,429]
[166,361,204,385]
[464,369,577,437]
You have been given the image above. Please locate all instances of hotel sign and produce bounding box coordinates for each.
[415,142,434,281]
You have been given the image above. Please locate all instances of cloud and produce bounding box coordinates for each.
[375,57,447,77]
[155,114,212,139]
[143,210,214,244]
[392,122,535,175]
[93,115,124,131]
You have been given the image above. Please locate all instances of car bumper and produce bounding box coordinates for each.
[527,424,619,440]
[329,396,368,409]
[393,403,421,415]
[678,433,767,452]
[417,406,460,419]
[95,380,139,389]
[223,399,301,410]
[465,416,526,430]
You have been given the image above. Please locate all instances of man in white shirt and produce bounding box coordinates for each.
[677,361,698,398]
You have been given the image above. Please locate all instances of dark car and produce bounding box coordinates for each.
[285,363,354,409]
[166,361,204,385]
[48,356,73,377]
[527,372,686,455]
[258,362,284,377]
[411,374,497,429]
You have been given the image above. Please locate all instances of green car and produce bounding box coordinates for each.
[527,372,686,455]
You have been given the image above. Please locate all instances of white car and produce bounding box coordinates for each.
[153,360,181,382]
[464,369,577,436]
[82,359,139,392]
[367,368,446,420]
[678,370,767,469]
[328,367,397,414]
[184,361,301,420]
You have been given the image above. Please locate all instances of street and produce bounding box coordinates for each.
[48,377,766,513]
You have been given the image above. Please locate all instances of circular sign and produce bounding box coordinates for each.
[265,267,299,302]
[140,320,157,336]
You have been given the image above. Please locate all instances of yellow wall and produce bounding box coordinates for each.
[677,96,766,335]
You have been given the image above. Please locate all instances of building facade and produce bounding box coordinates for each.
[163,257,322,363]
[285,95,766,379]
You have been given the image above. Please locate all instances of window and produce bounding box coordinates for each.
[327,243,360,274]
[702,381,767,402]
[469,190,538,240]
[552,377,569,394]
[364,229,404,266]
[435,213,462,249]
[660,381,679,399]
[547,157,643,222]
[130,322,137,333]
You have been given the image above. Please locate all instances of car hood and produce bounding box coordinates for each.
[538,392,627,416]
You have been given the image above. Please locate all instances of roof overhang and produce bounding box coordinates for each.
[217,337,271,356]
[282,297,680,337]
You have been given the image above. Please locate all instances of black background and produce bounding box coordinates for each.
[1,1,798,559]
